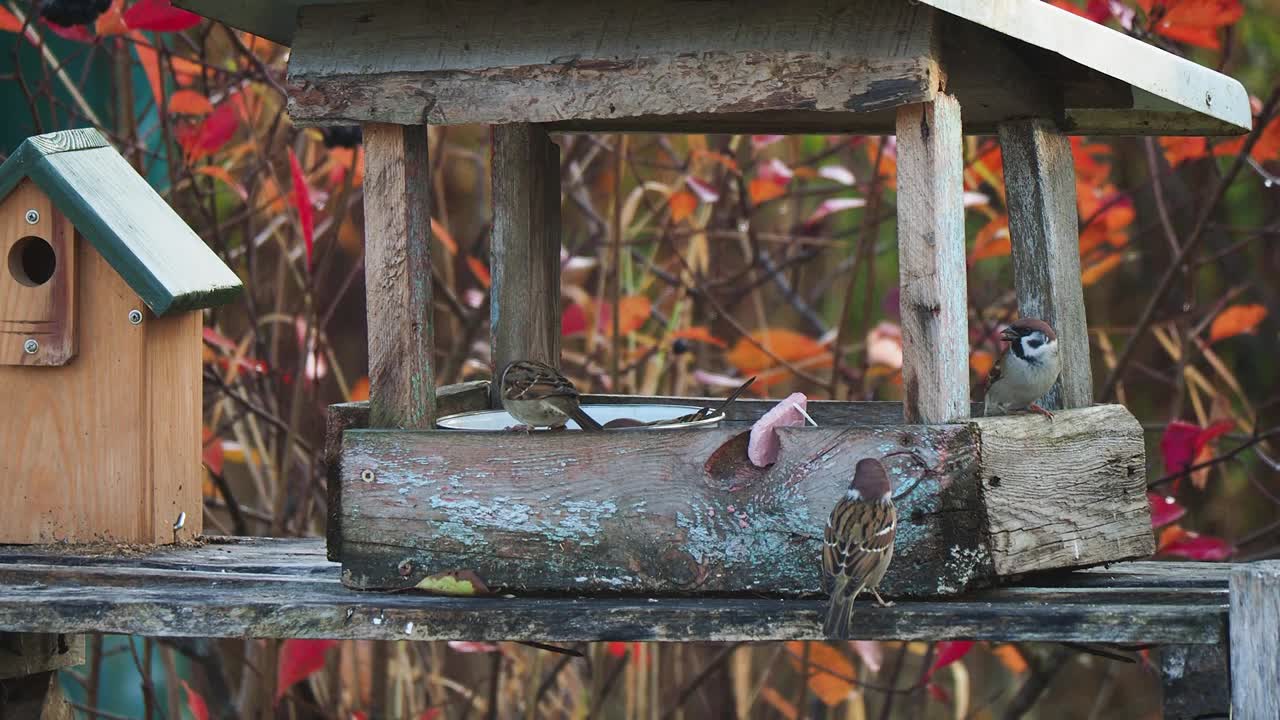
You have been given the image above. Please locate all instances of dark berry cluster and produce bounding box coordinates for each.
[321,126,363,148]
[40,0,111,26]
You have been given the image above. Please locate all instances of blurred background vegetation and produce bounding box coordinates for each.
[2,0,1278,717]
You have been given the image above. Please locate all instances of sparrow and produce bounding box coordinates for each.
[823,457,896,638]
[982,318,1061,420]
[500,360,603,431]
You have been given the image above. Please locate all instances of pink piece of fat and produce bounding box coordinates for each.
[747,392,809,467]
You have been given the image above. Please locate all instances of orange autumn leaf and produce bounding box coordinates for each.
[1081,254,1125,286]
[349,376,370,402]
[1160,136,1209,166]
[196,165,248,201]
[168,89,214,116]
[992,645,1029,674]
[670,326,728,349]
[752,352,835,389]
[1078,200,1134,258]
[1136,0,1243,50]
[784,642,857,706]
[613,295,652,336]
[431,217,459,255]
[466,256,492,289]
[970,350,996,378]
[95,0,127,36]
[1214,115,1280,164]
[1208,304,1267,342]
[865,138,897,190]
[965,143,1003,194]
[1158,524,1189,551]
[0,7,20,32]
[727,328,827,375]
[748,177,786,204]
[669,190,697,222]
[760,687,798,720]
[970,215,1011,263]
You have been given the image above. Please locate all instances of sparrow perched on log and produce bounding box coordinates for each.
[823,458,896,638]
[983,318,1061,419]
[500,360,603,431]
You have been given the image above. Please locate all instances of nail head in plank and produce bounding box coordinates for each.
[896,93,969,424]
[361,123,436,429]
[998,119,1093,410]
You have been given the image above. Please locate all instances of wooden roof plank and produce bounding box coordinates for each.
[0,538,1232,644]
[0,130,242,315]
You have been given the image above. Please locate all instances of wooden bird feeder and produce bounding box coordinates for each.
[0,129,242,545]
[179,0,1250,597]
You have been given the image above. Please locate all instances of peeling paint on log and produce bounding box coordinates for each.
[332,399,1152,598]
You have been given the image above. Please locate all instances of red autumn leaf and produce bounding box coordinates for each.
[288,149,315,270]
[43,19,93,42]
[1160,420,1233,475]
[669,190,697,222]
[928,641,975,679]
[201,427,224,476]
[1158,527,1235,560]
[606,641,630,658]
[561,302,587,337]
[447,641,500,653]
[419,711,442,720]
[177,97,238,161]
[168,89,213,116]
[0,7,21,32]
[1148,492,1187,528]
[123,0,201,32]
[752,135,784,149]
[181,680,209,720]
[1208,304,1268,343]
[927,682,952,705]
[1135,0,1243,50]
[276,639,337,703]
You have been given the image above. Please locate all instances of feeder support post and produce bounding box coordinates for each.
[361,123,436,429]
[490,124,562,406]
[998,119,1093,410]
[1231,561,1280,718]
[896,93,970,424]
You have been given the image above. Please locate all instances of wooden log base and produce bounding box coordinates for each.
[328,385,1153,598]
[0,539,1230,644]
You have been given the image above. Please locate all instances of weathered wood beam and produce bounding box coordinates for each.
[0,539,1229,643]
[1230,561,1280,718]
[334,405,1149,597]
[1160,645,1230,720]
[361,123,436,429]
[998,119,1093,410]
[896,93,970,424]
[287,0,939,127]
[0,632,81,720]
[489,125,562,406]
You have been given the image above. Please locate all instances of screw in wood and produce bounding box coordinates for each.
[128,309,144,325]
[24,209,39,224]
[361,469,376,482]
[22,339,38,354]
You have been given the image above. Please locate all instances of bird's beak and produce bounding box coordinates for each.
[1000,327,1020,342]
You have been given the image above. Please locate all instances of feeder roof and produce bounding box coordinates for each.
[0,129,242,315]
[175,0,1250,136]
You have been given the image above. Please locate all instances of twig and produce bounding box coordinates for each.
[1149,427,1280,489]
[659,642,745,720]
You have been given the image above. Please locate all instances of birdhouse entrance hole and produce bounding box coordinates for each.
[8,236,57,287]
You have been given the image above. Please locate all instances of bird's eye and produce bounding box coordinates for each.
[1027,339,1043,349]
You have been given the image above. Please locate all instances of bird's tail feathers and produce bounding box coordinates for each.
[823,577,865,639]
[568,404,603,431]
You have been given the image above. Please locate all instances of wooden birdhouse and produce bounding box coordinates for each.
[181,1,1250,597]
[0,129,242,545]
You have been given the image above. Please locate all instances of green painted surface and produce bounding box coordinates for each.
[0,129,242,315]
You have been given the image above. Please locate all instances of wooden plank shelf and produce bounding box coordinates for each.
[0,538,1228,645]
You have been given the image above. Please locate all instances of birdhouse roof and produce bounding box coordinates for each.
[0,129,242,316]
[174,0,1250,136]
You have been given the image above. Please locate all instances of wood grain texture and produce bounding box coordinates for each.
[1230,561,1280,719]
[324,382,490,559]
[0,633,83,680]
[0,130,242,315]
[0,181,75,367]
[0,238,202,543]
[998,119,1092,411]
[896,94,969,424]
[361,123,436,429]
[287,0,939,126]
[489,125,561,405]
[338,424,986,597]
[0,670,74,720]
[973,405,1152,575]
[0,538,1232,643]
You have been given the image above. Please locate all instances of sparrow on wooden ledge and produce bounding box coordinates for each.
[982,318,1061,420]
[823,458,897,638]
[500,359,603,431]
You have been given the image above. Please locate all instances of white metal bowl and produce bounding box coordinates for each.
[436,404,724,431]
